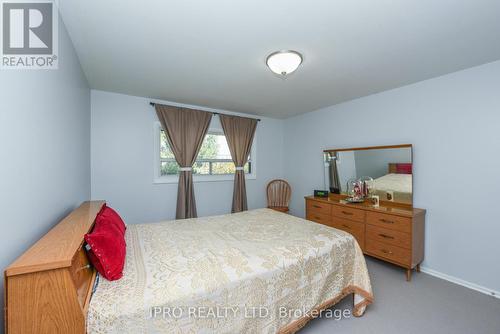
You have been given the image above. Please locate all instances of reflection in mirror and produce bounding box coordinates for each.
[324,146,413,205]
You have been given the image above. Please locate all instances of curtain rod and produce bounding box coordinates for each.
[149,102,261,121]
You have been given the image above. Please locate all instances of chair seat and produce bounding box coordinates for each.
[268,206,289,213]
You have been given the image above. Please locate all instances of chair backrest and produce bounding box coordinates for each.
[266,179,291,208]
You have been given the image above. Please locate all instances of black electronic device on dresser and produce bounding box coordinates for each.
[314,190,329,198]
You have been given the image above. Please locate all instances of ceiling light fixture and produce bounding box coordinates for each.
[266,50,303,78]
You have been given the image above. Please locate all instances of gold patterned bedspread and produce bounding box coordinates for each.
[87,208,373,334]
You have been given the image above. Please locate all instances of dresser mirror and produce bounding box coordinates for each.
[323,144,413,205]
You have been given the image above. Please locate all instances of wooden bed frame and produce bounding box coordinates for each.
[388,163,399,174]
[5,200,370,333]
[4,201,105,334]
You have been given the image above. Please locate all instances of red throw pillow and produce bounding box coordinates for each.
[95,205,126,236]
[396,163,412,174]
[85,205,126,281]
[85,221,126,281]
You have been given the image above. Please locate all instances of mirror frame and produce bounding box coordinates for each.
[324,143,412,153]
[324,144,413,208]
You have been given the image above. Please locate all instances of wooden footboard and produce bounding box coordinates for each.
[4,201,105,334]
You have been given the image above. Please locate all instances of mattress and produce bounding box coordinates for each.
[87,208,373,333]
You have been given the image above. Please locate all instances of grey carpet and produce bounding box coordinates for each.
[300,257,500,334]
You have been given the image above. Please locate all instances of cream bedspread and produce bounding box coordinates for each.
[87,209,373,334]
[372,173,412,194]
[372,173,412,203]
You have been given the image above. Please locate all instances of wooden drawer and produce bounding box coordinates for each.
[366,239,411,266]
[331,218,365,250]
[366,225,411,249]
[306,212,332,226]
[331,205,365,222]
[366,211,411,233]
[306,200,331,216]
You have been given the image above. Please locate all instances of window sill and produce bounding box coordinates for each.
[153,174,256,184]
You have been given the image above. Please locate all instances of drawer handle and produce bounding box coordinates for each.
[342,224,351,229]
[379,233,394,239]
[341,211,353,216]
[313,205,322,209]
[314,216,321,220]
[381,249,394,255]
[379,218,394,224]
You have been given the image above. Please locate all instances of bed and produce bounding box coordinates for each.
[370,163,413,204]
[5,202,373,334]
[371,173,412,203]
[88,208,373,333]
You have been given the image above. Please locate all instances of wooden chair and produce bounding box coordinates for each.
[266,179,291,213]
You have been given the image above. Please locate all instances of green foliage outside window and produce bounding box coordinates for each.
[160,131,250,176]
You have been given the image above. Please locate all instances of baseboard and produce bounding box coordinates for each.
[420,266,499,299]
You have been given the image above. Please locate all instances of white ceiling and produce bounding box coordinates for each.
[59,0,500,119]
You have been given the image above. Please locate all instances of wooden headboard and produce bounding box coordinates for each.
[388,163,398,173]
[4,200,105,334]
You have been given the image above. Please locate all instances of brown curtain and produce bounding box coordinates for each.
[219,114,258,213]
[155,104,212,219]
[329,152,341,194]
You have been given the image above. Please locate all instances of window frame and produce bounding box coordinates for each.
[153,121,257,184]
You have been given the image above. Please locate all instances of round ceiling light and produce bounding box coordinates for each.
[266,50,303,78]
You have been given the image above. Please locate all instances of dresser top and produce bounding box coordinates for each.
[305,195,425,218]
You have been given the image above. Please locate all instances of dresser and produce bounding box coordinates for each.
[305,195,425,281]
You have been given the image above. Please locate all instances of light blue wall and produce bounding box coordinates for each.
[0,18,91,332]
[284,60,500,294]
[354,147,412,179]
[90,90,285,224]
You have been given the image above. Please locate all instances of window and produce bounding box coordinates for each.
[154,122,256,183]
